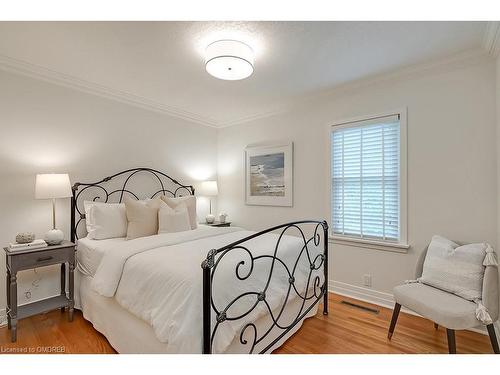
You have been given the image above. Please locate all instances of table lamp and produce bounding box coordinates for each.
[35,173,72,245]
[198,180,218,224]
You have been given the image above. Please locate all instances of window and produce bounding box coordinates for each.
[330,112,407,246]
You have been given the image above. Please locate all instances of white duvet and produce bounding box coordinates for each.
[92,226,323,353]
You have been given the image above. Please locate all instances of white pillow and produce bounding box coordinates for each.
[83,201,127,240]
[419,235,488,301]
[158,202,191,234]
[160,195,198,230]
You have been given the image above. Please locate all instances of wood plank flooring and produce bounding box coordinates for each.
[274,294,493,354]
[0,309,115,354]
[0,293,494,354]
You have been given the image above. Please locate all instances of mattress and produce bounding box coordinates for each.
[77,236,126,277]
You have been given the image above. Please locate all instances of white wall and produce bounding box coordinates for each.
[0,70,218,312]
[497,55,500,262]
[496,56,500,329]
[217,56,497,295]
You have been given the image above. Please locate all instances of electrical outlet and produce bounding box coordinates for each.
[363,274,372,287]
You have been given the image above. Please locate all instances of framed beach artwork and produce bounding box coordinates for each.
[245,142,293,206]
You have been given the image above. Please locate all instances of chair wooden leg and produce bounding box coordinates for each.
[388,303,401,340]
[434,323,439,330]
[486,324,499,354]
[446,328,456,354]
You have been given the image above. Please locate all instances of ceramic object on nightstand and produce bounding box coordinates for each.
[45,229,64,245]
[206,214,215,224]
[219,213,228,224]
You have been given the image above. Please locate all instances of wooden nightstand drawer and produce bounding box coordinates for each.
[8,247,74,271]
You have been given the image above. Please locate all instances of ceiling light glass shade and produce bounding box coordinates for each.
[205,40,254,80]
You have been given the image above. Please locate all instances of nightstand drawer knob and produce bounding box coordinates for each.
[37,256,53,262]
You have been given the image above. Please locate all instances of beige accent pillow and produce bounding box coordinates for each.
[419,235,488,301]
[124,197,163,240]
[158,202,191,233]
[160,195,198,229]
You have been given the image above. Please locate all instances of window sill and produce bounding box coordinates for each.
[328,235,410,253]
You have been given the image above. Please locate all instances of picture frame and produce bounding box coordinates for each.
[245,142,293,206]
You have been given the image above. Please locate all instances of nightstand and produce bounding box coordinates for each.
[3,240,76,342]
[204,222,231,227]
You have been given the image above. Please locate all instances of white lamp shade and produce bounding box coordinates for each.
[35,173,72,199]
[198,180,218,197]
[205,40,254,80]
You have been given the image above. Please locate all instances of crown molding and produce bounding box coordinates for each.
[220,108,291,128]
[219,48,491,128]
[483,21,500,57]
[0,47,492,130]
[0,54,220,128]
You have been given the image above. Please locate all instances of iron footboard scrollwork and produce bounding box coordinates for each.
[201,220,329,354]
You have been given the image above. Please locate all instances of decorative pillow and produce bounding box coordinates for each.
[124,197,163,240]
[83,201,127,240]
[160,195,198,230]
[418,235,488,301]
[158,202,191,234]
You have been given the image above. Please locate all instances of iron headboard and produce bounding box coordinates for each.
[70,167,195,242]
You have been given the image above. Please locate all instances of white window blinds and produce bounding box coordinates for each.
[331,114,400,242]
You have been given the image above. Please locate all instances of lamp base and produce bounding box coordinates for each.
[205,214,215,224]
[45,229,64,245]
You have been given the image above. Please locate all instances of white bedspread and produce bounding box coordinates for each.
[77,236,126,277]
[92,226,323,353]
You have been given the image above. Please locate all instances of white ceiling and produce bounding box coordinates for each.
[0,21,490,127]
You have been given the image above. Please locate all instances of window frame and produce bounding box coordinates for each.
[328,108,408,252]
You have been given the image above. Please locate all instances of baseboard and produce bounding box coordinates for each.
[328,279,493,336]
[0,308,6,328]
[329,280,396,310]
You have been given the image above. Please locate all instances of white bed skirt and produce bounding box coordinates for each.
[75,269,318,354]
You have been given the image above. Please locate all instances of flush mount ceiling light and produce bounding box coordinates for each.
[205,40,254,81]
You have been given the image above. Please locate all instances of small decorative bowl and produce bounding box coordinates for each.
[16,232,35,244]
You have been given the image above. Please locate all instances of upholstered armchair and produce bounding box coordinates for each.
[388,246,499,354]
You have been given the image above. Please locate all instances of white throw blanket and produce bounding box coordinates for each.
[92,226,323,353]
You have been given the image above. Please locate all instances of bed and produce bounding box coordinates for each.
[71,168,328,354]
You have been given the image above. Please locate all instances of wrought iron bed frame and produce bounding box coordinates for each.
[70,168,329,354]
[70,167,194,242]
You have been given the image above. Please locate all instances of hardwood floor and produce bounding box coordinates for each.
[0,293,494,354]
[0,309,115,354]
[274,294,493,354]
